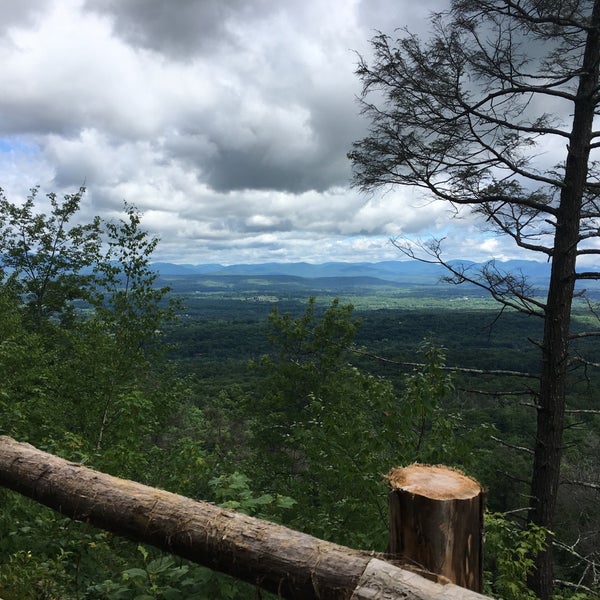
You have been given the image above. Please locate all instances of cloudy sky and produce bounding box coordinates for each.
[0,0,520,265]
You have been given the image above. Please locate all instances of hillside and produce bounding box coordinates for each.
[152,259,553,283]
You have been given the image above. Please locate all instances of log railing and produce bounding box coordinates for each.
[0,436,493,599]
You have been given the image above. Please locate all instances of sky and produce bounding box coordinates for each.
[0,0,535,265]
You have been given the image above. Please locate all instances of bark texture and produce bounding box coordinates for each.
[529,3,600,598]
[0,437,493,600]
[387,465,484,593]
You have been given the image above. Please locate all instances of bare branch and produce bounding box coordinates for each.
[569,330,600,339]
[393,237,547,316]
[461,388,538,397]
[347,346,539,379]
[569,355,600,368]
[561,479,600,491]
[491,435,534,454]
[575,270,600,279]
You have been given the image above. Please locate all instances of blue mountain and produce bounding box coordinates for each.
[151,259,558,284]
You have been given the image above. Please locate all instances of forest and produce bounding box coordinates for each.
[1,188,599,599]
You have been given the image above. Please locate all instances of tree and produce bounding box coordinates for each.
[89,202,180,452]
[0,191,180,456]
[248,298,393,546]
[94,202,178,358]
[0,274,53,442]
[247,298,471,549]
[0,186,103,444]
[0,190,193,596]
[349,1,600,598]
[0,186,102,327]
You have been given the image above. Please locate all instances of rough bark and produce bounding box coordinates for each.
[387,465,484,593]
[0,436,493,600]
[529,2,600,598]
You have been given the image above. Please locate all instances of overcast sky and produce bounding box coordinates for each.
[0,0,526,265]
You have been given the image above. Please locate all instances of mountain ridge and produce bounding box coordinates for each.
[151,259,554,284]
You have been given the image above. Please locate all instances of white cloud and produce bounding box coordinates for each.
[0,0,577,266]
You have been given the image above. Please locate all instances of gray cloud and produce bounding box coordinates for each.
[85,0,272,58]
[0,0,49,34]
[0,0,531,264]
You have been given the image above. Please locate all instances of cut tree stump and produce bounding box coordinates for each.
[387,464,484,592]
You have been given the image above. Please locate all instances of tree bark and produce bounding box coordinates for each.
[0,436,493,600]
[387,465,484,593]
[529,3,600,598]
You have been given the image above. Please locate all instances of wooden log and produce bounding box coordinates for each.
[0,436,492,599]
[387,464,484,592]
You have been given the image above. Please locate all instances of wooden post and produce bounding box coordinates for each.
[0,437,493,599]
[387,464,484,592]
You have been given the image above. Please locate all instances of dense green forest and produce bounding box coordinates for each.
[1,191,599,599]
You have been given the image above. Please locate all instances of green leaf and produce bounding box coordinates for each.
[122,567,148,581]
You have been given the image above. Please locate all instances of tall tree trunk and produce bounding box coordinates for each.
[529,4,600,598]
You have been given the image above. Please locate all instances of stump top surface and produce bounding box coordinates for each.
[387,464,482,500]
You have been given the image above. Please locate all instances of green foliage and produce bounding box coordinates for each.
[2,185,598,597]
[0,549,70,600]
[82,473,294,600]
[553,591,598,600]
[245,298,387,544]
[242,297,475,548]
[0,295,50,440]
[391,338,479,467]
[484,512,549,600]
[84,546,206,600]
[143,403,211,498]
[0,189,199,598]
[266,295,360,371]
[0,489,136,600]
[0,191,181,451]
[93,202,179,358]
[209,471,296,517]
[87,556,258,600]
[0,186,101,327]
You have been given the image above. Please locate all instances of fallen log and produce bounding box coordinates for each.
[0,436,492,599]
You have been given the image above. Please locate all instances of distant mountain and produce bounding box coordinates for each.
[151,259,555,284]
[151,262,223,275]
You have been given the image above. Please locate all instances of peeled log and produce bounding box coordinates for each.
[387,464,484,592]
[0,437,492,599]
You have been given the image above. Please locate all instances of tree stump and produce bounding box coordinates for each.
[387,464,484,592]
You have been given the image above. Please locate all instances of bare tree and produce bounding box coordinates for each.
[349,1,600,598]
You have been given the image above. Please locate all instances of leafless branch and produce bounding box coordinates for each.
[393,237,547,316]
[562,479,600,492]
[491,435,534,454]
[347,346,539,379]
